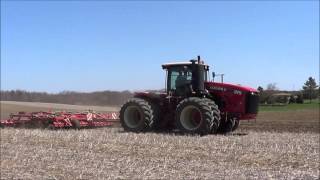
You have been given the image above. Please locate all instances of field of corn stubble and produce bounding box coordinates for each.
[1,128,319,179]
[0,101,319,179]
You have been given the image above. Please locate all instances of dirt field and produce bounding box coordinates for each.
[1,128,318,179]
[0,101,319,179]
[240,110,319,133]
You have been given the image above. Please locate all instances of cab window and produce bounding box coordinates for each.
[167,66,192,91]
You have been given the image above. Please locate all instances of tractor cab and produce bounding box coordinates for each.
[162,56,210,97]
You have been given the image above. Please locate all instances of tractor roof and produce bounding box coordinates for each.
[162,61,209,69]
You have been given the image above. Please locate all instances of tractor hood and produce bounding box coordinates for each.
[205,82,259,118]
[205,82,258,93]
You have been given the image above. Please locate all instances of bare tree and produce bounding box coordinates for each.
[266,83,278,91]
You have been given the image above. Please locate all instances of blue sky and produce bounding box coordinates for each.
[1,1,319,93]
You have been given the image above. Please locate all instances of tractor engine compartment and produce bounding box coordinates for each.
[205,82,259,120]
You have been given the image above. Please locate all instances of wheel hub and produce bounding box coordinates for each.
[124,106,143,128]
[180,105,202,130]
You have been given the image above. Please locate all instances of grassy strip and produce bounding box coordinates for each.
[259,100,319,112]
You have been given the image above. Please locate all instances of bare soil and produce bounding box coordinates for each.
[0,101,319,179]
[240,110,319,133]
[1,128,318,179]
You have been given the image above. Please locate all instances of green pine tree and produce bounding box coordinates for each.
[302,77,318,103]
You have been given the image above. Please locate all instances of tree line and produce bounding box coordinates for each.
[0,90,133,106]
[257,76,319,104]
[1,77,318,106]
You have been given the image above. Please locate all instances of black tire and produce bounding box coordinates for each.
[44,120,55,130]
[120,98,154,132]
[71,119,81,129]
[203,98,221,134]
[46,123,55,130]
[232,119,240,131]
[150,103,165,131]
[218,118,235,134]
[29,120,45,129]
[176,97,214,135]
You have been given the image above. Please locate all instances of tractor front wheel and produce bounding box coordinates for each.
[218,117,239,134]
[232,119,240,131]
[176,97,214,135]
[120,98,154,132]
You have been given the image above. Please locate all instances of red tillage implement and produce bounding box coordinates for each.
[0,111,119,129]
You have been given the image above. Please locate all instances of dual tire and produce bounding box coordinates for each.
[175,97,220,135]
[120,98,156,132]
[120,97,221,135]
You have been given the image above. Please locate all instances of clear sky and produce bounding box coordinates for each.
[1,1,319,93]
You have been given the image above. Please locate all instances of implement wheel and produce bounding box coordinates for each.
[71,119,81,129]
[176,97,214,135]
[47,123,56,130]
[120,98,154,132]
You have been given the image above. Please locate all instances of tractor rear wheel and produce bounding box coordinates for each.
[203,98,221,134]
[176,97,214,135]
[120,98,154,132]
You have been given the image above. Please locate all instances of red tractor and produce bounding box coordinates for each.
[120,56,259,134]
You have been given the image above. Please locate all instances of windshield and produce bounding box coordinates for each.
[168,66,192,91]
